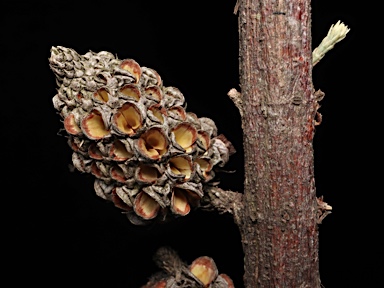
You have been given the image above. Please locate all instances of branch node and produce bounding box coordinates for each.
[317,196,332,224]
[227,88,243,117]
[201,186,243,225]
[314,89,325,102]
[314,89,325,126]
[233,0,240,14]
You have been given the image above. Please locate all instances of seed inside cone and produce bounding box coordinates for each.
[113,103,142,136]
[119,84,141,101]
[145,86,162,102]
[120,59,141,83]
[197,131,210,150]
[148,105,166,124]
[110,165,126,183]
[134,191,160,219]
[145,67,162,87]
[64,113,81,135]
[81,110,110,140]
[88,143,104,160]
[153,280,166,288]
[137,164,161,183]
[196,158,212,180]
[169,156,192,180]
[172,123,197,153]
[219,274,235,288]
[171,188,191,216]
[111,188,131,211]
[137,128,168,160]
[189,256,218,286]
[142,279,167,288]
[90,162,104,179]
[168,106,186,121]
[94,88,109,102]
[110,139,133,161]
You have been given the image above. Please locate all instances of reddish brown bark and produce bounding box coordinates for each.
[237,0,321,287]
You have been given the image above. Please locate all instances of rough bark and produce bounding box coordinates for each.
[237,0,321,287]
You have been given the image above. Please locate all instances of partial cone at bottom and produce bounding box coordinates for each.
[142,247,235,288]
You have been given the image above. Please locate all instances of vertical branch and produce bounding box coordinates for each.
[237,0,321,287]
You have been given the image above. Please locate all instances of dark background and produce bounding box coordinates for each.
[4,0,381,287]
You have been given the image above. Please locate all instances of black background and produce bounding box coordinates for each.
[4,0,381,287]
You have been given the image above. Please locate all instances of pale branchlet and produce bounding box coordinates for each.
[312,20,350,66]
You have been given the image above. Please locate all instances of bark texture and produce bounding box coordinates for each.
[237,0,321,287]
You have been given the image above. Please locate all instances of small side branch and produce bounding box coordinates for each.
[201,186,243,225]
[233,0,240,14]
[314,89,325,126]
[227,88,243,117]
[316,196,332,224]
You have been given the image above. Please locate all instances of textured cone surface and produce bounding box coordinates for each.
[49,46,234,223]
